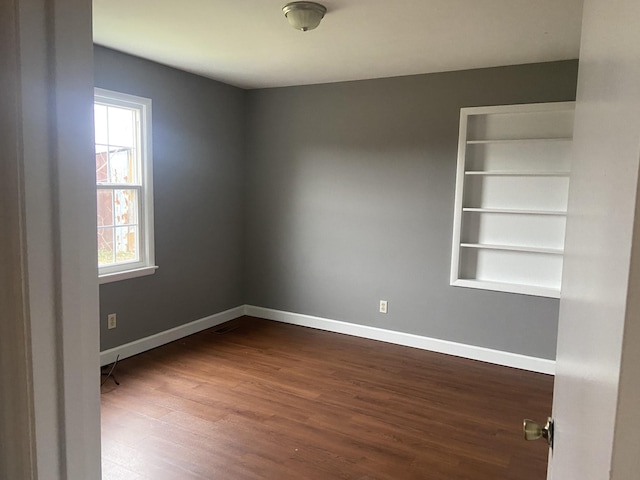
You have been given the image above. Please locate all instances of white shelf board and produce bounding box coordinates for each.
[460,243,564,255]
[452,279,561,299]
[464,170,570,176]
[462,208,566,216]
[462,101,576,116]
[466,138,572,145]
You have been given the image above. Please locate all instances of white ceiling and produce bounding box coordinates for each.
[93,0,584,90]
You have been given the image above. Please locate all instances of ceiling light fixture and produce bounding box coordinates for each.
[282,2,327,32]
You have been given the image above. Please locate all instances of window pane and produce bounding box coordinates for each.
[109,147,136,184]
[114,189,138,226]
[97,189,114,227]
[115,226,138,263]
[96,145,109,183]
[97,227,114,266]
[94,104,108,145]
[107,105,136,148]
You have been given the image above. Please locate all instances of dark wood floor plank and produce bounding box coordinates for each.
[101,316,553,479]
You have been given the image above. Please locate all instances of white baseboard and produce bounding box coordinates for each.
[244,305,555,375]
[100,304,555,375]
[100,305,245,366]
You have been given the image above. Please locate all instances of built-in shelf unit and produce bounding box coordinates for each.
[450,102,575,298]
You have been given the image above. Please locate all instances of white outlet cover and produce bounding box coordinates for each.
[379,300,388,313]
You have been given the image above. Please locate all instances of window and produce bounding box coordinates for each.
[94,88,156,283]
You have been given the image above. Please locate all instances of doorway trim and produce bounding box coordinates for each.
[0,0,101,477]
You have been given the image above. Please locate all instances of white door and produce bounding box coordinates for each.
[548,0,640,478]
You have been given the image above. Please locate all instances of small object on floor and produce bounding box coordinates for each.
[101,354,120,386]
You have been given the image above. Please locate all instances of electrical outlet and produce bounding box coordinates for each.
[379,300,388,314]
[107,313,117,330]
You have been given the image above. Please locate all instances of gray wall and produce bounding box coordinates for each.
[95,46,245,350]
[244,61,578,360]
[94,49,577,360]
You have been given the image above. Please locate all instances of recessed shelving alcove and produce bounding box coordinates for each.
[450,102,575,298]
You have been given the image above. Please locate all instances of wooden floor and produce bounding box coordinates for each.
[101,316,553,480]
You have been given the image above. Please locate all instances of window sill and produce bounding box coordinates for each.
[99,266,158,285]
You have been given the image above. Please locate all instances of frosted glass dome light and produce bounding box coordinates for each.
[283,2,327,32]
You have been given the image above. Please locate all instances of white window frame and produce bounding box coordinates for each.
[94,88,157,283]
